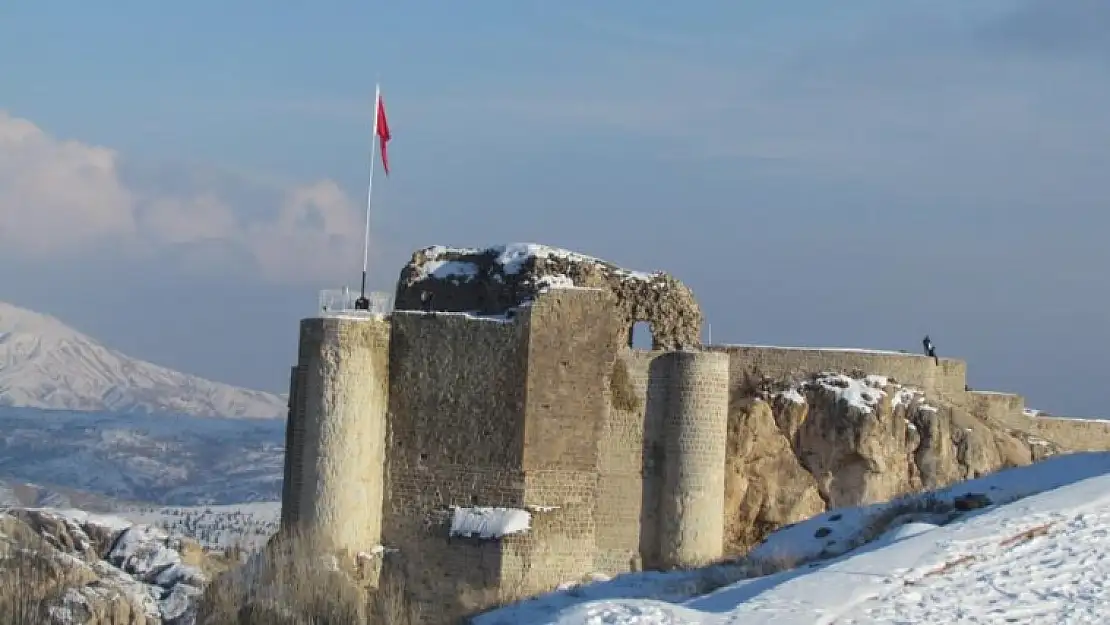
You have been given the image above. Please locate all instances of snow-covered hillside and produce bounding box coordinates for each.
[0,406,285,505]
[0,300,285,418]
[480,452,1110,625]
[120,502,281,550]
[0,475,123,510]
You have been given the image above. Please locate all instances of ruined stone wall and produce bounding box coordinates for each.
[658,351,730,568]
[712,345,968,397]
[381,310,531,620]
[1024,417,1110,451]
[947,391,1110,452]
[512,290,621,595]
[965,391,1026,427]
[710,344,1110,456]
[292,317,391,560]
[394,244,704,350]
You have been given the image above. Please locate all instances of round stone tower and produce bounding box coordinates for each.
[290,315,391,556]
[658,350,730,568]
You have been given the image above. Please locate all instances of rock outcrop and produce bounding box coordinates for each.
[0,509,223,624]
[723,372,1063,554]
[394,243,703,350]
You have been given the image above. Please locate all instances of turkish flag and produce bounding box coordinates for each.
[376,93,391,176]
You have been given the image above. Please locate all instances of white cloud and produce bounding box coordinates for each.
[140,194,238,246]
[244,180,363,284]
[0,111,136,257]
[0,111,365,284]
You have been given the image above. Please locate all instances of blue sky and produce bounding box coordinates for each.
[2,1,1109,416]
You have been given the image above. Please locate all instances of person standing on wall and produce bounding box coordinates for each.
[922,335,939,365]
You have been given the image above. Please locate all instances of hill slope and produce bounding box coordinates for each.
[481,452,1110,624]
[0,301,285,418]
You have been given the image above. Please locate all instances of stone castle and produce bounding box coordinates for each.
[279,243,1110,622]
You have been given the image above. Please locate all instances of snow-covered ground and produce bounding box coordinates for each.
[119,501,280,550]
[480,452,1110,625]
[0,406,285,505]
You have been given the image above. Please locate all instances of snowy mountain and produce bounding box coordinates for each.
[0,300,286,418]
[480,452,1110,624]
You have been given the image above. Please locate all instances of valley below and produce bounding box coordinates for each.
[0,406,285,508]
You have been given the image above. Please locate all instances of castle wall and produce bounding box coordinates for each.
[510,290,622,595]
[947,392,1110,451]
[711,345,967,397]
[281,247,1110,624]
[658,351,730,568]
[293,317,390,558]
[595,350,669,572]
[1023,417,1110,451]
[381,310,531,619]
[964,391,1025,428]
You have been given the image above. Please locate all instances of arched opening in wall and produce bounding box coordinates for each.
[630,321,654,350]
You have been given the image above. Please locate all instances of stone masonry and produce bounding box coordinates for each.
[280,243,1110,624]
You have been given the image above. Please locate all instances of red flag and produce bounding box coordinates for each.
[376,92,391,176]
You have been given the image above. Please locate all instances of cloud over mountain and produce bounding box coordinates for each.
[0,110,363,284]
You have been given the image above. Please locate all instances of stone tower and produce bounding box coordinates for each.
[280,243,729,622]
[283,316,390,559]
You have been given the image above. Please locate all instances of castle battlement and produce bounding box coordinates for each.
[708,344,969,399]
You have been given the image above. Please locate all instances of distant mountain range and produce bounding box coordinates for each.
[0,406,285,506]
[0,301,286,418]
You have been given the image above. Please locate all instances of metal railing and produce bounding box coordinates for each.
[318,288,395,316]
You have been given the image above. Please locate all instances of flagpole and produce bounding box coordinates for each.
[356,83,381,310]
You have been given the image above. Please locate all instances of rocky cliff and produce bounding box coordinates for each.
[724,371,1061,554]
[0,508,226,624]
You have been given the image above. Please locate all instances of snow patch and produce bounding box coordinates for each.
[780,388,806,405]
[109,524,205,587]
[492,243,654,280]
[40,508,134,533]
[535,275,577,290]
[416,243,659,285]
[813,373,885,413]
[864,374,890,387]
[774,373,939,417]
[450,506,531,539]
[424,259,481,281]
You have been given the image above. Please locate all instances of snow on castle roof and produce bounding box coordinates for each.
[413,243,658,283]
